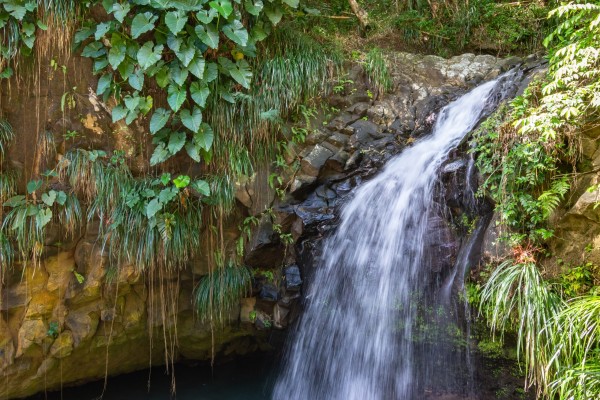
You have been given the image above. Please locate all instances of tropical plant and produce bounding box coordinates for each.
[479,254,563,393]
[194,263,252,324]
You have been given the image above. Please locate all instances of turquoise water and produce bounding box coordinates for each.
[29,356,276,400]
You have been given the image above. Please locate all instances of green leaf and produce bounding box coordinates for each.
[155,67,170,88]
[27,180,42,194]
[167,84,187,112]
[196,8,217,24]
[175,44,195,67]
[124,95,140,111]
[112,105,128,122]
[185,141,201,162]
[159,187,178,203]
[131,12,158,39]
[160,173,171,185]
[209,0,233,18]
[173,174,191,188]
[112,2,130,22]
[146,198,163,219]
[74,26,95,45]
[82,42,106,58]
[188,55,206,79]
[95,22,111,40]
[204,62,218,82]
[228,60,252,89]
[36,20,48,31]
[22,22,35,36]
[265,6,283,25]
[170,62,189,86]
[4,3,27,19]
[3,195,26,207]
[167,35,183,52]
[165,10,188,35]
[190,81,210,108]
[194,123,214,150]
[191,179,210,196]
[150,108,171,134]
[282,0,299,8]
[97,73,112,96]
[196,24,219,49]
[137,41,163,70]
[244,0,263,16]
[223,20,249,47]
[36,208,53,228]
[168,131,186,154]
[108,42,126,68]
[74,271,85,284]
[41,190,57,207]
[150,143,170,165]
[128,69,145,91]
[180,107,202,133]
[55,191,67,206]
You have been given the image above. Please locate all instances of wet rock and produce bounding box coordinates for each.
[366,103,396,126]
[290,174,317,195]
[305,129,330,145]
[259,284,279,302]
[301,144,334,177]
[327,132,350,147]
[284,265,302,291]
[273,304,290,329]
[346,102,370,117]
[327,113,360,131]
[326,150,351,172]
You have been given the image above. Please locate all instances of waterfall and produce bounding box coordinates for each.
[272,74,520,400]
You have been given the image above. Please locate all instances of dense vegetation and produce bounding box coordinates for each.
[471,1,600,398]
[2,1,600,398]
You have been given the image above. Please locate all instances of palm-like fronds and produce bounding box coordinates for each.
[195,264,252,325]
[479,260,563,391]
[546,296,600,399]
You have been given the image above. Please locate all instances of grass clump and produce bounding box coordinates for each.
[195,264,253,325]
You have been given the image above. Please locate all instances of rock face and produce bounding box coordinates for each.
[545,125,600,272]
[0,51,518,398]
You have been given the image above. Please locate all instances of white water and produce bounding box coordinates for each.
[272,79,505,400]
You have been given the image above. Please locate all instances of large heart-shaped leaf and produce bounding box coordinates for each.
[150,108,171,134]
[191,180,211,196]
[175,44,195,67]
[131,12,158,39]
[228,60,252,89]
[196,24,219,49]
[41,190,57,207]
[282,0,299,8]
[190,81,210,108]
[128,69,145,90]
[170,63,189,86]
[265,6,283,25]
[209,0,233,18]
[180,107,202,133]
[150,143,170,165]
[196,8,217,24]
[188,56,206,79]
[244,0,263,16]
[112,2,130,22]
[194,123,214,150]
[168,131,186,154]
[97,73,112,96]
[185,141,201,162]
[165,10,188,35]
[146,198,162,219]
[36,208,53,228]
[167,84,187,112]
[137,41,163,70]
[112,105,128,122]
[223,20,249,47]
[108,42,126,68]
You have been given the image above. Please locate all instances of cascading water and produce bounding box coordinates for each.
[273,74,520,400]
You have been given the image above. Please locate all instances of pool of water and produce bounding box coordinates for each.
[29,355,277,400]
